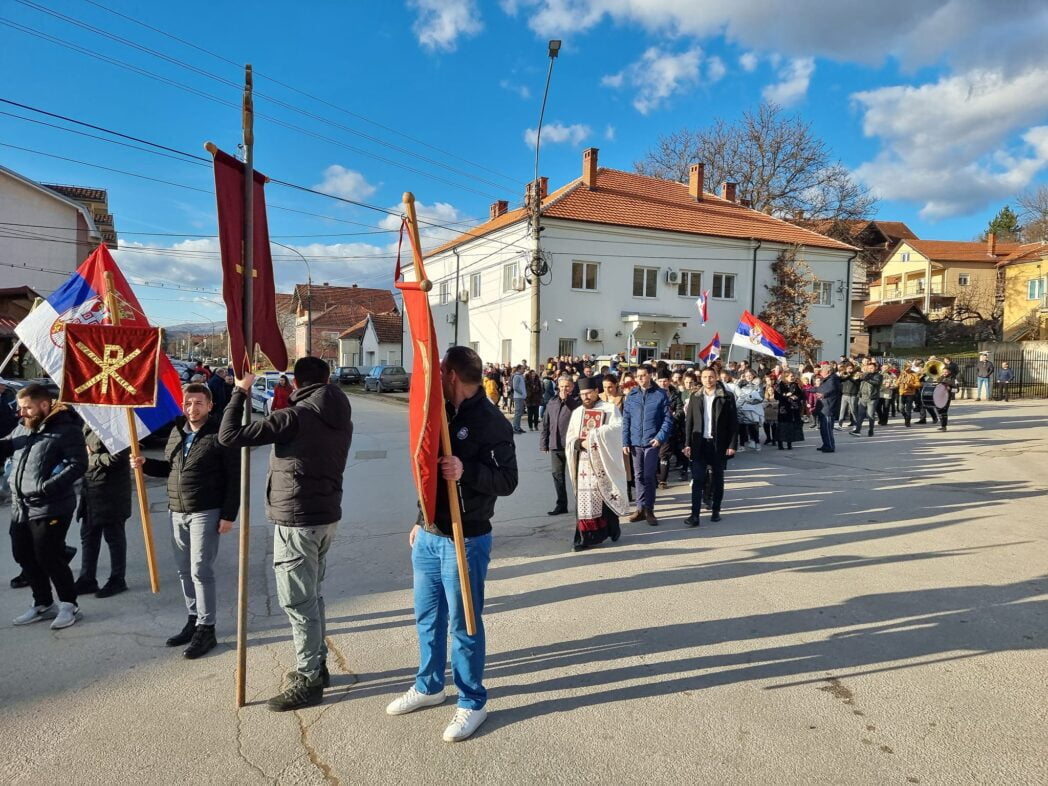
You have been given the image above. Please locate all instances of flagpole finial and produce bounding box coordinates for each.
[403,191,415,205]
[419,279,432,292]
[204,141,218,155]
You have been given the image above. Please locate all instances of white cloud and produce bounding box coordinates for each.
[523,121,592,148]
[409,0,483,52]
[601,46,703,114]
[378,199,476,250]
[762,57,814,106]
[706,55,726,83]
[604,124,616,141]
[499,78,531,99]
[853,68,1048,218]
[313,165,378,201]
[739,51,758,72]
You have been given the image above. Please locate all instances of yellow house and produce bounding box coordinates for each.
[998,242,1048,340]
[869,236,1015,321]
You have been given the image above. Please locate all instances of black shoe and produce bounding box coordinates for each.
[183,625,217,659]
[777,444,784,450]
[918,419,926,424]
[9,572,29,589]
[710,511,722,523]
[286,662,331,689]
[787,445,792,450]
[572,543,587,552]
[166,615,198,647]
[547,507,568,516]
[939,426,947,431]
[95,580,128,598]
[74,576,99,595]
[848,430,861,436]
[267,680,323,712]
[684,515,700,528]
[904,422,911,428]
[867,430,874,437]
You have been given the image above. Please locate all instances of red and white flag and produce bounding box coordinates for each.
[695,290,709,326]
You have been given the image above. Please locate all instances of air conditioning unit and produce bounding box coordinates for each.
[445,313,456,324]
[458,289,470,303]
[511,276,526,291]
[584,328,602,342]
[665,270,681,285]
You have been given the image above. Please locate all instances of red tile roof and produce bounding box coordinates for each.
[368,311,403,344]
[903,239,1018,263]
[996,241,1048,267]
[274,292,294,315]
[41,183,108,203]
[338,317,368,340]
[864,302,927,327]
[426,168,856,257]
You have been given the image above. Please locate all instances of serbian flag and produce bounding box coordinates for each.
[733,310,788,358]
[14,244,183,452]
[695,290,709,326]
[60,324,162,407]
[699,332,721,365]
[395,219,442,524]
[210,146,288,375]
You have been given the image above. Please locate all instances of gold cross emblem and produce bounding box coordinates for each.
[73,342,143,395]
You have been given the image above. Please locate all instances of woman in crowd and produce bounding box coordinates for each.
[524,369,543,430]
[271,375,292,411]
[735,369,764,451]
[775,370,806,450]
[762,378,778,445]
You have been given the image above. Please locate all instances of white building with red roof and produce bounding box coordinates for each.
[409,148,858,366]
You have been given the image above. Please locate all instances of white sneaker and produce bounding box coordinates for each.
[13,604,57,626]
[386,686,446,716]
[442,707,488,742]
[753,442,762,452]
[50,602,80,630]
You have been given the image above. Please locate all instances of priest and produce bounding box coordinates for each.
[565,377,631,552]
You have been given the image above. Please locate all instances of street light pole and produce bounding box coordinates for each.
[529,38,561,370]
[271,240,312,357]
[191,311,217,360]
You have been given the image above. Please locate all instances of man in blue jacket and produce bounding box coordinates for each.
[621,365,673,526]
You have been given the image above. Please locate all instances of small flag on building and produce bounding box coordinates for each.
[696,290,709,326]
[733,310,788,358]
[60,323,162,407]
[699,332,721,365]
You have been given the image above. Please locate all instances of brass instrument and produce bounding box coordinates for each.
[924,360,944,381]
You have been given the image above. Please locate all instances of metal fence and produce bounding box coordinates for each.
[954,348,1048,399]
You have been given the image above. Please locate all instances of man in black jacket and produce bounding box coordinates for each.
[539,375,579,516]
[2,383,87,629]
[814,364,842,453]
[220,356,353,712]
[132,382,240,659]
[386,346,517,743]
[75,425,131,598]
[682,368,737,526]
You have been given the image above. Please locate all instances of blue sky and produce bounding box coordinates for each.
[3,0,1048,326]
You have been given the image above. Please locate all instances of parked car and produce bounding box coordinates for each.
[363,365,410,393]
[249,371,284,415]
[334,366,363,385]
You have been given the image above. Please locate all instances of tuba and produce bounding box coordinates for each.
[924,360,944,381]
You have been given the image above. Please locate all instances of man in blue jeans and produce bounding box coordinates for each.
[621,365,672,526]
[387,346,518,742]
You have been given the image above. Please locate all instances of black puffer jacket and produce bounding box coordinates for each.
[219,383,353,527]
[421,388,518,538]
[78,427,132,523]
[0,404,87,523]
[142,416,240,521]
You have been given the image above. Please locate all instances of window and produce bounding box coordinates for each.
[502,263,519,293]
[558,338,577,357]
[571,260,599,291]
[439,280,450,304]
[632,266,658,298]
[470,272,482,299]
[1029,279,1046,300]
[812,280,833,306]
[711,273,736,299]
[677,270,703,297]
[469,341,480,354]
[958,274,970,287]
[501,338,512,365]
[901,252,911,262]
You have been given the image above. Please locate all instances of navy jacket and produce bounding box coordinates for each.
[622,384,673,447]
[814,373,842,415]
[539,395,579,451]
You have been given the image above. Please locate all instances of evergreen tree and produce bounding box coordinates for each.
[985,205,1022,242]
[759,246,820,362]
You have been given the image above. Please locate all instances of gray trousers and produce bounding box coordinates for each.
[512,397,525,431]
[838,395,858,426]
[171,509,222,626]
[274,522,338,683]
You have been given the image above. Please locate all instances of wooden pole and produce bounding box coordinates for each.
[102,272,160,593]
[235,64,255,708]
[403,193,476,636]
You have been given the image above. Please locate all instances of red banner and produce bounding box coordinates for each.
[60,323,161,407]
[210,147,289,375]
[395,220,443,524]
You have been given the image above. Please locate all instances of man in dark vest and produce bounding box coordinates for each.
[539,375,579,516]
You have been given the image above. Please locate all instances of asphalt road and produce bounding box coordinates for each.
[1,394,1045,785]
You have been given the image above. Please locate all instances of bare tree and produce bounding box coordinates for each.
[635,102,875,221]
[1017,185,1048,242]
[759,246,821,362]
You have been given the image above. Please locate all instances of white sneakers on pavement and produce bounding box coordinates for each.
[50,602,80,630]
[442,707,488,742]
[13,603,57,625]
[385,686,446,716]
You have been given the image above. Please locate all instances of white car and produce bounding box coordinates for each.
[249,372,284,415]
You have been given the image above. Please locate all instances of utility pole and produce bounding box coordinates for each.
[271,240,311,358]
[529,39,561,370]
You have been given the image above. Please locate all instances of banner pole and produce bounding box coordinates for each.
[403,193,476,637]
[235,64,255,709]
[102,272,160,593]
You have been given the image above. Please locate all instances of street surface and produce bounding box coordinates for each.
[2,394,1046,785]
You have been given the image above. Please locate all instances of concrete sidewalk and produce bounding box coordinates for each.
[1,397,1045,784]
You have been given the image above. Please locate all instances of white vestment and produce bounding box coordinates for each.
[566,401,631,519]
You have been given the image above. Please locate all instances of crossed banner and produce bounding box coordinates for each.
[60,323,161,408]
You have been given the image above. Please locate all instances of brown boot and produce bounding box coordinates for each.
[628,509,645,523]
[645,508,659,526]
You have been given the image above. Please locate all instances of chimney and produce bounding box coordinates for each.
[538,176,548,199]
[720,181,737,203]
[740,197,752,208]
[489,200,509,220]
[688,163,704,201]
[582,147,599,189]
[987,232,997,256]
